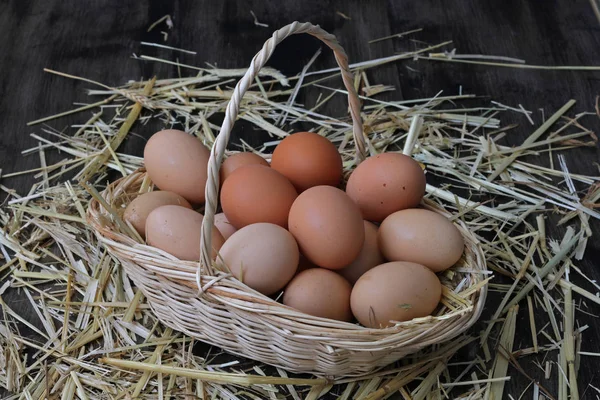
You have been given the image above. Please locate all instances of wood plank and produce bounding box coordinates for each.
[0,1,599,398]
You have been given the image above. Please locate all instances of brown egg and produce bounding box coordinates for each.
[220,152,269,184]
[351,261,442,328]
[145,205,224,261]
[220,165,298,229]
[288,186,364,270]
[338,221,385,284]
[144,129,210,204]
[219,223,299,295]
[214,212,237,241]
[283,268,353,322]
[271,132,343,192]
[123,191,192,238]
[379,208,464,272]
[346,153,426,222]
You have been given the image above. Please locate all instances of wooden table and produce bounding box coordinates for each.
[1,0,599,397]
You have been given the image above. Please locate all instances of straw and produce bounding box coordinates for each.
[2,21,599,399]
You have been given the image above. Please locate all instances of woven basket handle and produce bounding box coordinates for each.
[198,21,365,283]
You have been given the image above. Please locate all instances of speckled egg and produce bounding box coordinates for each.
[346,153,426,222]
[123,191,192,238]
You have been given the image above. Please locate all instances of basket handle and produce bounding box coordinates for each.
[198,21,365,285]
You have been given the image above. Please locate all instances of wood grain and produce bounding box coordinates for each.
[1,0,599,397]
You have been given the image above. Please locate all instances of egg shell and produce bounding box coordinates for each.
[146,205,224,261]
[144,129,210,204]
[220,165,298,229]
[220,152,269,185]
[378,208,464,272]
[338,221,385,284]
[283,268,353,322]
[271,132,343,192]
[213,213,237,241]
[288,186,364,270]
[346,153,426,222]
[123,191,192,238]
[351,261,442,328]
[219,223,299,295]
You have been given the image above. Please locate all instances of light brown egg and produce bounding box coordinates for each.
[378,208,464,272]
[145,205,224,261]
[346,153,426,222]
[214,212,237,241]
[220,152,269,185]
[123,191,192,238]
[143,129,210,204]
[338,221,385,284]
[219,223,299,295]
[288,186,364,270]
[271,132,343,192]
[220,165,298,229]
[283,268,353,322]
[351,261,441,328]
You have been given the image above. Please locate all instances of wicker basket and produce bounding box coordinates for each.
[88,21,487,377]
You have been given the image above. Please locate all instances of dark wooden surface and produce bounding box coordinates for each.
[1,0,600,397]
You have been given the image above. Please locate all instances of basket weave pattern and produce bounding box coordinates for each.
[88,22,487,377]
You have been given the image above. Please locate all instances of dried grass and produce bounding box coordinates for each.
[1,29,599,399]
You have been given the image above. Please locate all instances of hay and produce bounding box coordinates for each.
[1,22,599,399]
